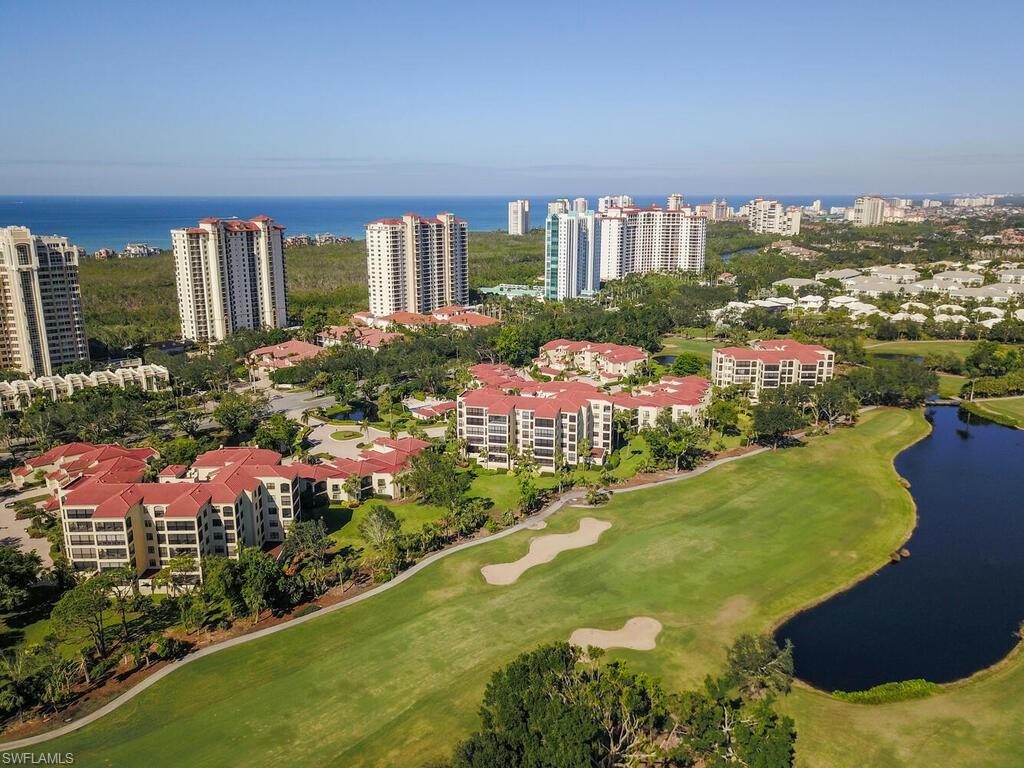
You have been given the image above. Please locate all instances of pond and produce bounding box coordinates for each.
[719,246,760,261]
[655,355,676,365]
[775,405,1024,692]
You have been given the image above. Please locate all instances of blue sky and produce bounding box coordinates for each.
[1,0,1021,196]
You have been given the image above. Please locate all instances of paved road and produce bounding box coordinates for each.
[0,487,54,568]
[0,444,767,750]
[304,418,447,459]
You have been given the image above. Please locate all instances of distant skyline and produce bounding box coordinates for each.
[2,0,1022,196]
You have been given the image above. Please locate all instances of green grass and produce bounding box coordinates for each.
[48,409,1011,767]
[659,331,719,361]
[329,430,361,441]
[864,339,982,360]
[937,373,968,399]
[960,396,1024,429]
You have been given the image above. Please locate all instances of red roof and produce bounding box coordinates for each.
[714,339,832,365]
[249,339,323,366]
[192,447,283,468]
[539,339,647,363]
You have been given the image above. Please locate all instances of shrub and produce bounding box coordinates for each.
[832,679,940,704]
[293,604,322,619]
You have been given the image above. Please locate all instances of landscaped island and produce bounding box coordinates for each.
[27,408,1022,767]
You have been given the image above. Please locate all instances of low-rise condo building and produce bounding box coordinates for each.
[534,339,648,379]
[0,364,170,414]
[711,340,835,398]
[24,435,431,585]
[457,369,710,470]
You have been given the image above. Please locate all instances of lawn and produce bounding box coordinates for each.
[44,408,1022,767]
[960,396,1024,429]
[329,430,361,441]
[864,339,983,360]
[658,330,719,361]
[937,372,968,399]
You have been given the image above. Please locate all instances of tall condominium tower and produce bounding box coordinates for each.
[598,195,635,212]
[547,198,571,216]
[171,215,288,343]
[597,199,707,280]
[544,210,601,300]
[365,213,468,317]
[0,227,89,376]
[507,200,531,236]
[851,195,886,226]
[746,198,802,235]
[573,197,588,213]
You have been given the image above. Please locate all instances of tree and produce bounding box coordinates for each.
[670,352,707,377]
[0,648,40,717]
[706,397,741,435]
[642,411,711,472]
[213,391,269,441]
[238,547,281,620]
[103,565,140,644]
[358,505,401,550]
[405,450,471,512]
[342,474,364,503]
[253,413,302,454]
[0,546,42,611]
[667,679,796,767]
[751,391,806,448]
[452,643,668,768]
[725,634,794,700]
[808,380,859,429]
[51,578,112,658]
[283,519,333,595]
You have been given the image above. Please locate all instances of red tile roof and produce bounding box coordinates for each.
[714,339,832,365]
[192,447,283,468]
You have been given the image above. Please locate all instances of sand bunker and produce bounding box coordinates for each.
[481,517,611,585]
[569,617,663,651]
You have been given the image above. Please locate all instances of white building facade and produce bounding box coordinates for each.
[747,199,802,235]
[598,202,707,280]
[171,216,288,343]
[545,211,601,300]
[365,213,469,317]
[0,227,89,376]
[507,199,531,236]
[851,196,886,226]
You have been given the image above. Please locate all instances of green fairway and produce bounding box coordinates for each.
[865,339,981,360]
[47,408,1024,767]
[659,331,719,361]
[960,396,1024,429]
[937,372,968,398]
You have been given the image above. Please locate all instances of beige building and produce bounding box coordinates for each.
[598,200,707,280]
[507,200,531,235]
[0,227,89,376]
[747,199,801,236]
[851,196,886,226]
[171,216,288,343]
[457,371,711,471]
[365,213,468,317]
[0,364,170,414]
[711,339,835,399]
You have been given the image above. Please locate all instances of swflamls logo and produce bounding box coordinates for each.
[1,754,74,765]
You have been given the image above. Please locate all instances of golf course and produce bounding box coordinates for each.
[28,408,1024,766]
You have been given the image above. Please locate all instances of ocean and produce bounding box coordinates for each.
[0,194,945,253]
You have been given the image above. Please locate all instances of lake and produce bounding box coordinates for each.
[776,405,1024,692]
